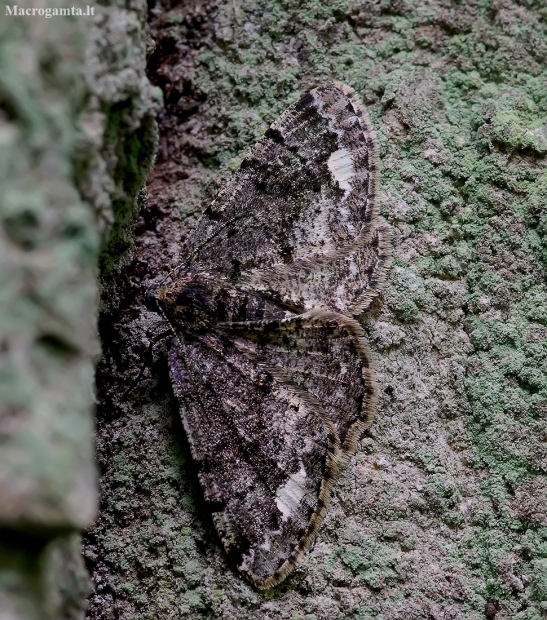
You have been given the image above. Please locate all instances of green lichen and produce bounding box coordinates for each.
[191,0,547,614]
[87,0,547,618]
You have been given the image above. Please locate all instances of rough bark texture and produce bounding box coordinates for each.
[0,0,159,618]
[5,0,544,618]
[81,1,547,619]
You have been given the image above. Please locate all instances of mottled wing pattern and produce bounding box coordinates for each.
[168,331,329,587]
[160,82,392,588]
[181,82,388,315]
[247,225,391,315]
[168,311,374,588]
[220,310,376,450]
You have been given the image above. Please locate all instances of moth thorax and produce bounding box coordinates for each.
[155,274,212,324]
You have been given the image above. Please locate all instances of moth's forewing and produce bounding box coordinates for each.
[180,83,387,315]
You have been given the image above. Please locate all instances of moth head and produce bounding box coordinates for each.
[144,284,160,308]
[144,284,180,317]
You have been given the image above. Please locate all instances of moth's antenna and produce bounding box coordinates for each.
[155,263,185,289]
[154,212,253,289]
[187,213,251,260]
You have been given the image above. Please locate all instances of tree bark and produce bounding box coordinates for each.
[86,1,547,618]
[5,0,546,619]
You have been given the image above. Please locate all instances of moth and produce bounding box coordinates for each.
[149,82,392,588]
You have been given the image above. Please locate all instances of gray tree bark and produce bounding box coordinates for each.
[0,0,158,618]
[2,1,547,619]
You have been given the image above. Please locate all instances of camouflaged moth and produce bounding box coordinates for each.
[149,82,392,588]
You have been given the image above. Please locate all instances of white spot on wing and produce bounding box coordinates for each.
[327,148,354,196]
[238,548,255,572]
[259,535,271,552]
[275,462,307,522]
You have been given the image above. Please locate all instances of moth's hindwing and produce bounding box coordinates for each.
[161,82,392,588]
[220,310,376,453]
[168,312,375,588]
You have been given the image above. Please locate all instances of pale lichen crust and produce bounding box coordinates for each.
[154,82,392,588]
